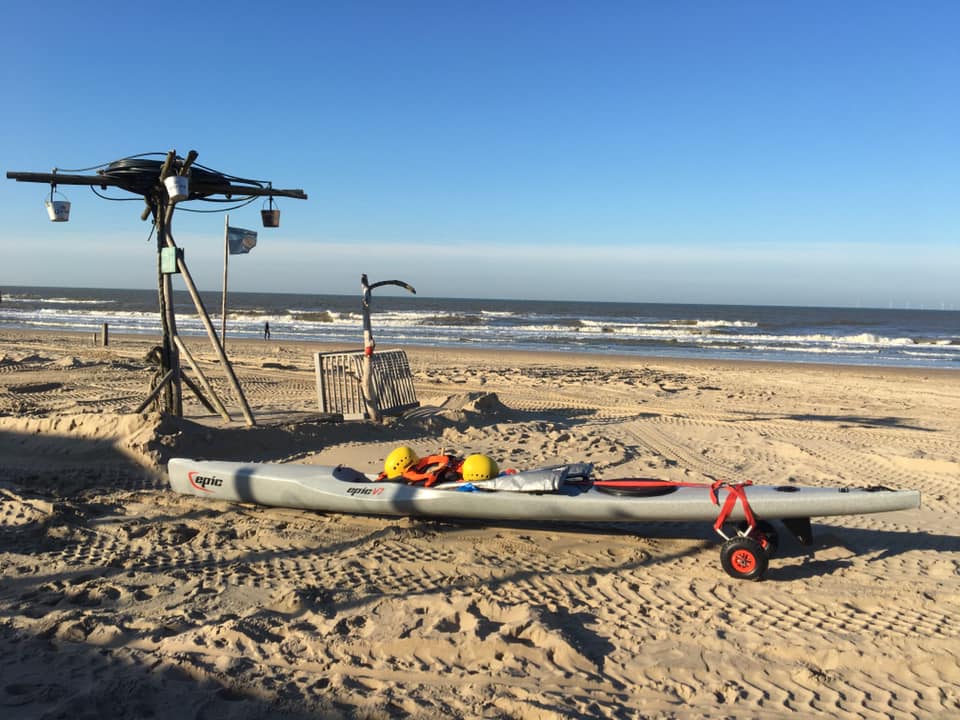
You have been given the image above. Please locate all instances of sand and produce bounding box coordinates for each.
[1,328,958,719]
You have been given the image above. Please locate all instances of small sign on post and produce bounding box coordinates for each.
[161,247,183,274]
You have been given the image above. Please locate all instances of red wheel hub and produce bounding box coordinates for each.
[731,548,757,573]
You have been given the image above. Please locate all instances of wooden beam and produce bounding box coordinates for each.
[183,183,307,200]
[6,171,125,186]
[7,170,307,200]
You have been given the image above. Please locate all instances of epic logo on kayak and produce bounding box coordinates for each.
[346,487,385,496]
[188,472,223,493]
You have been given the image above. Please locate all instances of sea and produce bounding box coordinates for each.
[1,286,958,370]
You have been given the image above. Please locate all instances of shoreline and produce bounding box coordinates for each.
[3,326,956,380]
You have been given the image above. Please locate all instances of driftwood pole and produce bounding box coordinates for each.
[159,153,184,415]
[360,274,416,422]
[221,214,229,349]
[162,226,256,426]
[360,275,379,422]
[136,369,176,414]
[152,199,180,414]
[173,335,231,422]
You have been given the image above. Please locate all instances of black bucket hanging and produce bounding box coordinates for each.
[261,196,280,227]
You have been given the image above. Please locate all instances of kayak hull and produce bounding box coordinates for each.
[166,458,920,523]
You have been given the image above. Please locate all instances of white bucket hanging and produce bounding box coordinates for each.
[44,190,71,222]
[164,175,189,203]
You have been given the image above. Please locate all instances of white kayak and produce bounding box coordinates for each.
[167,458,920,580]
[167,458,920,525]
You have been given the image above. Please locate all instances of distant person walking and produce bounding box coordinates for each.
[263,321,271,340]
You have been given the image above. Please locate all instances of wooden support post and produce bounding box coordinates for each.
[157,195,182,416]
[153,201,176,415]
[357,275,414,422]
[6,150,309,425]
[180,150,198,175]
[158,150,176,180]
[101,323,109,347]
[162,273,182,415]
[360,274,380,422]
[181,373,217,414]
[165,234,256,426]
[221,214,229,349]
[136,368,175,414]
[173,334,232,422]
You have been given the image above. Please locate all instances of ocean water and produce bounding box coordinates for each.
[1,286,958,370]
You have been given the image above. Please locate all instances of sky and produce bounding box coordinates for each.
[1,1,957,308]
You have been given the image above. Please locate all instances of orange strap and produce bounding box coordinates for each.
[401,454,463,487]
[710,480,756,531]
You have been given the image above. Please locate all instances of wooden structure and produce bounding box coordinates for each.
[6,150,307,425]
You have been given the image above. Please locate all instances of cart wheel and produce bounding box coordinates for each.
[738,520,780,557]
[720,536,769,580]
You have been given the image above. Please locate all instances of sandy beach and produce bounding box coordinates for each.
[1,328,958,719]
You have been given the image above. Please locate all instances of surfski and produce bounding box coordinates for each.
[167,458,920,579]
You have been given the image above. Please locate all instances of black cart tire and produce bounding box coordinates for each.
[720,536,769,580]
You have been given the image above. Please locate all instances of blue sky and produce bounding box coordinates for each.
[2,1,957,307]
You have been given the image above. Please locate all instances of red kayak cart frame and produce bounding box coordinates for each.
[387,462,813,581]
[591,477,813,580]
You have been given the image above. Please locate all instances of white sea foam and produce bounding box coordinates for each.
[10,296,114,305]
[3,287,958,369]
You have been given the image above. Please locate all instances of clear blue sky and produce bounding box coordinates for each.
[2,1,957,308]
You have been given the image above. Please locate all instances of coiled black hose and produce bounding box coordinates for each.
[100,155,268,199]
